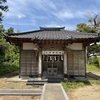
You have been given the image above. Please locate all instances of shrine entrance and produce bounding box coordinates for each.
[42,51,64,78]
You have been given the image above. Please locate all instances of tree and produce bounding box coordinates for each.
[0,26,19,75]
[76,22,99,64]
[88,56,99,66]
[0,0,8,23]
[88,44,100,55]
[84,12,100,29]
[0,1,19,75]
[76,23,98,33]
[0,25,7,65]
[0,25,7,64]
[7,27,14,34]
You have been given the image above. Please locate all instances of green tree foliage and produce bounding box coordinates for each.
[88,44,100,55]
[0,25,6,63]
[0,0,19,75]
[88,56,99,67]
[7,27,14,34]
[76,22,100,66]
[0,26,19,75]
[76,23,98,33]
[0,0,8,23]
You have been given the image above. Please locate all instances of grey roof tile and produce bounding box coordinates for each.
[7,27,99,41]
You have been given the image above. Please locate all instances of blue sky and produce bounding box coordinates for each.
[2,0,100,32]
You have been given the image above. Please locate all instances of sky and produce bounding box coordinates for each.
[2,0,100,32]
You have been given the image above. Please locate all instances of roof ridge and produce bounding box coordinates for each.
[40,26,65,31]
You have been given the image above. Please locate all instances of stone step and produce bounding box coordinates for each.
[0,89,42,96]
[28,79,48,82]
[42,76,63,79]
[48,78,64,83]
[34,82,47,85]
[26,78,63,85]
[26,81,47,85]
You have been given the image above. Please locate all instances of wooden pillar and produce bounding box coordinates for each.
[38,50,42,77]
[84,50,87,78]
[64,50,67,79]
[85,47,88,64]
[19,46,22,78]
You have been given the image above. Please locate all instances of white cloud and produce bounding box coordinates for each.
[5,0,86,20]
[9,22,36,26]
[52,9,86,21]
[29,0,57,11]
[5,0,55,19]
[45,22,62,27]
[17,14,25,19]
[3,0,100,32]
[65,24,76,30]
[52,10,74,20]
[4,0,27,18]
[45,22,76,30]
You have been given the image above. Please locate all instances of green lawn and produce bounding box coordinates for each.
[62,64,100,92]
[61,80,100,92]
[86,64,100,72]
[61,81,85,91]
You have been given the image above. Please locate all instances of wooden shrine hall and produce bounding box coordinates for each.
[5,27,100,80]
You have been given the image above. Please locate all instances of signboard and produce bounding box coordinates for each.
[42,51,64,55]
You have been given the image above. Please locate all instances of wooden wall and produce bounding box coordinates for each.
[19,49,85,77]
[67,50,85,76]
[20,50,38,76]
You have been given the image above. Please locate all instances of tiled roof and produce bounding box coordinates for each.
[7,27,99,41]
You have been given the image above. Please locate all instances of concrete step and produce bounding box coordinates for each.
[48,78,63,83]
[0,89,42,96]
[34,82,47,85]
[28,79,48,82]
[26,81,47,85]
[42,76,63,79]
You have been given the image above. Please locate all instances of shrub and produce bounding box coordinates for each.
[0,63,19,76]
[88,56,99,66]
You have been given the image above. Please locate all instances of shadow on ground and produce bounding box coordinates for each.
[0,71,19,78]
[62,72,100,86]
[87,72,100,80]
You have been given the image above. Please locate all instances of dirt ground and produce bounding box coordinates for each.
[0,71,42,89]
[0,72,41,100]
[67,71,100,100]
[0,78,42,89]
[0,96,40,100]
[1,84,100,100]
[0,71,100,100]
[0,79,41,100]
[67,84,100,100]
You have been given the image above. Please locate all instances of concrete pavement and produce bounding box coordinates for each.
[40,83,69,100]
[0,89,42,96]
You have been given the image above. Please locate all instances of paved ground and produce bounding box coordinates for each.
[0,89,42,96]
[40,83,69,100]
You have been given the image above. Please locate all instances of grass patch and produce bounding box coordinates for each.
[86,64,100,72]
[89,80,100,84]
[61,80,100,92]
[61,81,85,91]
